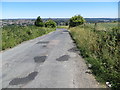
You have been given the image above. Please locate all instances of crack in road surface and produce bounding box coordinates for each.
[42,45,47,47]
[63,30,69,32]
[9,71,38,85]
[34,56,47,63]
[36,41,49,44]
[68,47,79,53]
[56,55,70,61]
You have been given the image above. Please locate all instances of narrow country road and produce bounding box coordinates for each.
[0,29,101,88]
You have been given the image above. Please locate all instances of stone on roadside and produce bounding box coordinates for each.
[85,69,92,74]
[88,64,92,69]
[106,82,112,88]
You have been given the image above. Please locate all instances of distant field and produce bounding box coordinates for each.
[2,26,55,50]
[57,26,69,29]
[85,22,118,31]
[69,22,120,89]
[57,23,118,30]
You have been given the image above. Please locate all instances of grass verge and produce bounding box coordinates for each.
[69,24,120,89]
[2,25,55,50]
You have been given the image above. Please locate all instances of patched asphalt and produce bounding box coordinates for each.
[1,29,101,88]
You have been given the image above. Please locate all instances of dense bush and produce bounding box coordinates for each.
[45,20,56,28]
[2,25,55,50]
[69,15,85,27]
[34,16,44,27]
[69,23,120,89]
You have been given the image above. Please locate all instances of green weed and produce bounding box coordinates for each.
[2,25,55,50]
[69,23,120,89]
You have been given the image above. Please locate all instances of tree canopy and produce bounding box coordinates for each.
[45,20,56,28]
[69,15,85,27]
[34,16,44,27]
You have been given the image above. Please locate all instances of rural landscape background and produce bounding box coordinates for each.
[0,0,120,89]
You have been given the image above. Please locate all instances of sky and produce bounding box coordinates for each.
[1,2,118,19]
[1,0,119,2]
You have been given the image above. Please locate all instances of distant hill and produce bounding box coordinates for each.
[2,18,118,26]
[44,18,118,25]
[85,18,118,23]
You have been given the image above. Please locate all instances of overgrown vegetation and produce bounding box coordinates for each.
[2,25,55,50]
[35,16,57,28]
[45,20,56,28]
[69,23,120,89]
[69,15,85,27]
[34,16,44,27]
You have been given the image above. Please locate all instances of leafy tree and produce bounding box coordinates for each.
[45,20,56,28]
[69,15,85,27]
[35,16,44,27]
[65,22,69,26]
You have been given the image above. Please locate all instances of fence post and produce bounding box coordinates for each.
[94,22,97,31]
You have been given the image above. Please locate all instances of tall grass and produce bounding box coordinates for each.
[2,25,55,50]
[69,23,120,89]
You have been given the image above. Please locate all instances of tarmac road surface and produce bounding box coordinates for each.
[0,29,101,88]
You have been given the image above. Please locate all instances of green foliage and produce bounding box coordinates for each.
[45,20,56,28]
[85,23,118,31]
[69,15,85,27]
[35,16,44,27]
[69,23,120,89]
[2,25,55,50]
